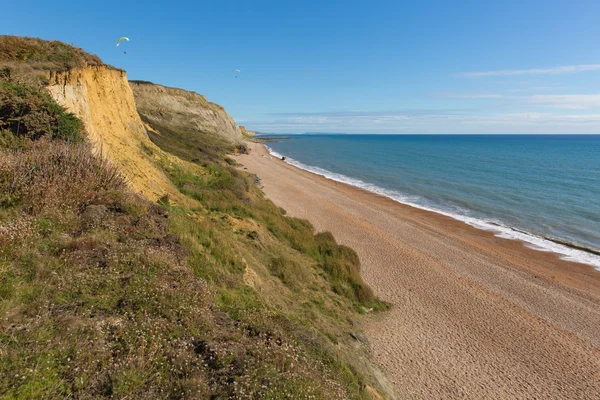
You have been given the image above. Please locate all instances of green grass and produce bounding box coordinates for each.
[0,80,84,146]
[0,139,369,399]
[160,158,383,309]
[142,113,391,398]
[0,44,389,398]
[141,116,240,165]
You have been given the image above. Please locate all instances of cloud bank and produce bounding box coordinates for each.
[460,64,600,78]
[241,110,600,134]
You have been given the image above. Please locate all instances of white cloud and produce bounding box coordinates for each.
[241,91,600,133]
[457,113,600,125]
[505,86,561,93]
[437,92,504,99]
[240,111,600,134]
[460,64,600,78]
[528,94,600,110]
[435,92,600,110]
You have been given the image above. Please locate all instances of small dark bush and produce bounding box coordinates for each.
[235,143,249,154]
[0,80,84,142]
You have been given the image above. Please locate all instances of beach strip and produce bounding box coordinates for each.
[237,142,600,399]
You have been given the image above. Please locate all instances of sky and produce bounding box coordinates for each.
[3,0,600,134]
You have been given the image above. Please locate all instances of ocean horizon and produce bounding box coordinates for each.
[262,134,600,270]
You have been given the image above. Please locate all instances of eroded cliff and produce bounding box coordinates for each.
[130,80,243,146]
[45,67,177,200]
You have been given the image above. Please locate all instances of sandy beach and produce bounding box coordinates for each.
[237,142,600,399]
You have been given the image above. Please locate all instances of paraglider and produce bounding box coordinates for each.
[116,37,129,54]
[232,69,241,78]
[116,37,129,46]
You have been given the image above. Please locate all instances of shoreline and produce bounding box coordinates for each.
[237,141,600,398]
[264,144,600,270]
[253,141,600,295]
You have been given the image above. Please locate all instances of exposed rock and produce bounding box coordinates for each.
[240,125,257,136]
[45,67,178,201]
[130,81,244,145]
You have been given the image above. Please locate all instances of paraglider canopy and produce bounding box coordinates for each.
[232,69,241,78]
[116,37,129,46]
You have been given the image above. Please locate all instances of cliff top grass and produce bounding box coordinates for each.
[0,36,120,90]
[0,36,103,71]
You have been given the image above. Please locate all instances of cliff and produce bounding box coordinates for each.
[45,67,178,201]
[240,125,257,137]
[1,36,390,399]
[130,80,243,146]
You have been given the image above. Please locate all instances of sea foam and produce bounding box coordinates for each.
[265,145,600,271]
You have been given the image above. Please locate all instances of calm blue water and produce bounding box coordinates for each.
[264,134,600,269]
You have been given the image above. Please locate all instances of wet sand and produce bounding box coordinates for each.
[236,142,600,399]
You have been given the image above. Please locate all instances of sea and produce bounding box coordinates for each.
[262,134,600,270]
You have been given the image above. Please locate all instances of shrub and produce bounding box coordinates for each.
[0,141,125,212]
[313,232,376,304]
[0,80,84,143]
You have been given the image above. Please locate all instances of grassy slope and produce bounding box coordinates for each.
[0,37,390,399]
[130,80,249,164]
[138,94,392,394]
[0,36,102,72]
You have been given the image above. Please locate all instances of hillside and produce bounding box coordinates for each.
[239,126,257,137]
[131,81,246,163]
[0,36,393,399]
[46,67,181,201]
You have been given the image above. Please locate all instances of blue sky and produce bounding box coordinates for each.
[4,0,600,133]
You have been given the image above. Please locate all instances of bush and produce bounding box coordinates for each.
[0,81,84,143]
[313,232,376,304]
[0,141,125,212]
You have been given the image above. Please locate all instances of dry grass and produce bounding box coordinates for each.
[0,36,107,91]
[0,35,102,71]
[0,141,358,399]
[0,141,124,213]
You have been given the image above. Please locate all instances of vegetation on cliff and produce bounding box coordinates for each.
[130,80,246,155]
[0,80,83,147]
[0,37,389,399]
[0,36,102,72]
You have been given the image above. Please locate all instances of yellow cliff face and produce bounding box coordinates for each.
[46,66,177,201]
[240,126,257,136]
